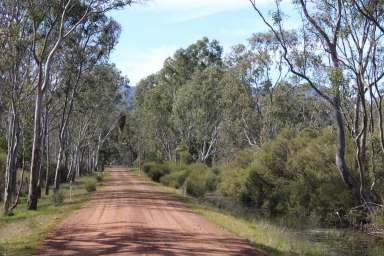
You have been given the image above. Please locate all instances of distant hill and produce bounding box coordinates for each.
[120,85,136,105]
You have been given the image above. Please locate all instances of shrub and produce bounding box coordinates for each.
[217,167,250,204]
[50,191,65,206]
[143,162,170,182]
[146,161,219,198]
[85,180,97,192]
[160,169,189,188]
[185,163,218,197]
[228,148,256,169]
[142,162,156,174]
[242,127,357,222]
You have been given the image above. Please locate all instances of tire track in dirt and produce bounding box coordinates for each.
[38,167,264,255]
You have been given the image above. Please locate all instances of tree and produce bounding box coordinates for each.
[25,0,134,210]
[0,0,32,215]
[52,14,121,190]
[249,0,382,208]
[134,38,224,161]
[173,66,224,163]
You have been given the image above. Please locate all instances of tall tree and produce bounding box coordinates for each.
[249,0,381,207]
[26,0,134,210]
[0,0,32,215]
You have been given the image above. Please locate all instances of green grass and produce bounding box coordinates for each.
[189,204,327,255]
[0,171,109,256]
[130,168,384,256]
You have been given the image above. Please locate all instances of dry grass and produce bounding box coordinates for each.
[0,171,109,256]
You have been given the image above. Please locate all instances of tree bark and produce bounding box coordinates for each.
[3,103,20,215]
[45,110,50,196]
[37,108,48,198]
[27,88,43,210]
[334,99,359,197]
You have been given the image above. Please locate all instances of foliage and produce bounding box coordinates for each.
[185,163,218,197]
[142,162,171,182]
[175,144,193,164]
[236,128,357,224]
[160,170,189,189]
[144,127,362,226]
[0,0,131,211]
[217,167,250,205]
[144,161,219,198]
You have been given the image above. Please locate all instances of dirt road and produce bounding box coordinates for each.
[38,168,262,255]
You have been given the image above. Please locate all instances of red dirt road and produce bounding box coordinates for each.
[38,168,263,255]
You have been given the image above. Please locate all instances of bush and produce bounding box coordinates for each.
[50,191,65,206]
[143,161,220,197]
[185,163,218,197]
[145,161,219,198]
[228,148,256,169]
[242,127,357,222]
[85,180,97,192]
[142,162,155,173]
[143,162,170,182]
[160,169,189,188]
[217,167,250,205]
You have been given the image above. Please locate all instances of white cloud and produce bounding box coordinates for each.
[116,46,177,86]
[150,0,269,11]
[145,0,273,22]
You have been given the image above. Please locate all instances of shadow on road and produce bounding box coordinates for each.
[38,168,266,255]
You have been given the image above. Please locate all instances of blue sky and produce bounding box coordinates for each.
[109,0,294,86]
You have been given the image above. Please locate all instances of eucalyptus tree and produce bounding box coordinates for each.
[0,0,33,214]
[220,34,311,153]
[221,36,285,150]
[134,75,156,107]
[52,15,121,190]
[351,1,384,160]
[173,66,224,163]
[140,85,177,160]
[135,38,224,161]
[220,63,260,155]
[334,1,384,203]
[249,0,381,208]
[221,44,261,149]
[24,0,135,210]
[65,64,126,180]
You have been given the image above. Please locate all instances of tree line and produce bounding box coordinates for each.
[0,0,135,215]
[118,0,384,227]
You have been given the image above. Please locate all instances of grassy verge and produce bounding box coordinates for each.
[0,171,110,256]
[130,168,383,256]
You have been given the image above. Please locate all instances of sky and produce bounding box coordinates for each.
[108,0,295,86]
